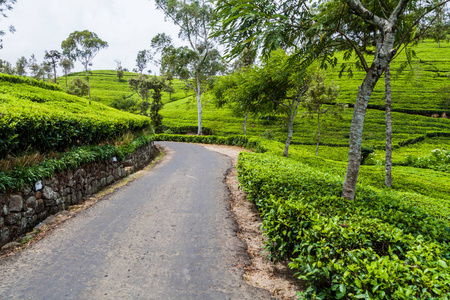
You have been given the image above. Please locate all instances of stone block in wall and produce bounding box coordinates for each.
[5,213,21,226]
[100,178,107,187]
[25,196,37,209]
[76,191,82,202]
[106,175,114,185]
[74,169,86,180]
[0,228,9,243]
[43,187,56,200]
[23,208,34,218]
[92,180,99,193]
[44,199,55,207]
[2,204,8,217]
[8,195,23,212]
[0,217,3,227]
[36,200,45,213]
[19,217,28,233]
[86,185,93,196]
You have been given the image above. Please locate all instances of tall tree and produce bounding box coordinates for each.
[115,59,125,81]
[135,50,151,74]
[44,50,62,83]
[28,54,40,79]
[213,68,260,135]
[59,57,74,88]
[41,61,52,81]
[214,0,450,199]
[14,56,27,76]
[0,59,13,74]
[129,74,169,132]
[154,0,224,135]
[61,30,108,101]
[303,72,342,156]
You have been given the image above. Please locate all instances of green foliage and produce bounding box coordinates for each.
[0,77,151,158]
[437,84,450,109]
[0,73,64,91]
[155,134,266,153]
[161,125,214,135]
[66,77,89,97]
[237,152,450,299]
[0,134,154,194]
[401,148,450,172]
[360,146,375,165]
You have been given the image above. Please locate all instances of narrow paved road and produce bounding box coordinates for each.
[0,142,273,300]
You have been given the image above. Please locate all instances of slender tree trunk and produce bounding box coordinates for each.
[85,68,91,102]
[342,61,387,199]
[53,65,57,84]
[65,74,68,88]
[243,111,248,135]
[316,112,321,156]
[385,64,393,187]
[283,106,297,158]
[196,76,202,135]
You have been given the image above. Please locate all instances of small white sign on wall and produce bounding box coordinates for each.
[35,180,43,191]
[112,156,118,163]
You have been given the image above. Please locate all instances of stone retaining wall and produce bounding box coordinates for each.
[0,142,156,248]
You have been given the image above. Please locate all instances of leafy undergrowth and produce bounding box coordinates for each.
[237,152,450,299]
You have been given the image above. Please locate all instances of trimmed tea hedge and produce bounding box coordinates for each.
[155,133,267,152]
[0,74,65,92]
[237,152,450,299]
[0,78,151,158]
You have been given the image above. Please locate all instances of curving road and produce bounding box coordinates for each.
[0,142,273,300]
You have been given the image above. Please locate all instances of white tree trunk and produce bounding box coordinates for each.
[85,68,91,102]
[283,107,296,158]
[196,76,202,135]
[385,64,393,187]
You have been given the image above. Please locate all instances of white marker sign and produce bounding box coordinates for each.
[35,180,43,191]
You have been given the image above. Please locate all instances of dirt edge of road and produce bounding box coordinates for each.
[201,144,304,300]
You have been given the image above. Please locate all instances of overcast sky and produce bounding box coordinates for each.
[0,0,187,75]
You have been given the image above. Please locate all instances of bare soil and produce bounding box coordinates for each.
[201,144,304,299]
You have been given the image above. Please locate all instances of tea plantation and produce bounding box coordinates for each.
[152,41,450,299]
[2,39,449,299]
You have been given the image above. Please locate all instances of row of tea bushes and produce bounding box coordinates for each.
[237,152,450,299]
[0,77,151,158]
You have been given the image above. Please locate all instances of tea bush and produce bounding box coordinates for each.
[0,74,64,92]
[0,77,151,158]
[400,148,450,173]
[237,152,450,299]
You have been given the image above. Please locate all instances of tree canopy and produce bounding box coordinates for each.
[154,0,225,135]
[61,30,108,100]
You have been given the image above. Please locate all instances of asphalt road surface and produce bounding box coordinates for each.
[0,142,273,300]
